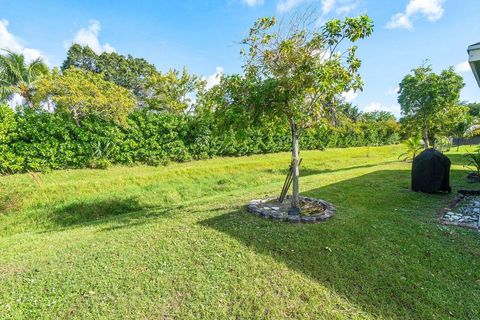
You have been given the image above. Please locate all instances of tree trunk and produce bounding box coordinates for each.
[21,91,32,108]
[422,117,430,149]
[291,121,300,212]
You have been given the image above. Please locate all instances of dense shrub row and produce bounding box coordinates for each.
[0,105,399,174]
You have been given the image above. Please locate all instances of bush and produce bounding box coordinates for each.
[0,107,400,175]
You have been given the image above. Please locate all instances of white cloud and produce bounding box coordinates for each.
[387,0,445,31]
[70,20,115,54]
[341,89,358,102]
[386,13,413,30]
[455,61,471,74]
[0,20,22,53]
[102,43,115,53]
[0,19,46,63]
[406,0,444,21]
[205,66,224,89]
[242,0,264,6]
[363,101,401,117]
[322,0,337,15]
[22,48,44,62]
[336,3,358,15]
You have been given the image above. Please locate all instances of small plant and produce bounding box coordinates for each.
[88,158,111,170]
[146,155,169,167]
[398,137,423,162]
[88,141,113,169]
[91,141,113,160]
[465,150,480,182]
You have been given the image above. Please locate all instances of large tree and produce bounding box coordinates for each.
[0,50,49,106]
[439,105,473,150]
[33,68,136,126]
[398,64,464,148]
[146,67,206,114]
[240,13,373,212]
[61,44,99,73]
[62,44,158,105]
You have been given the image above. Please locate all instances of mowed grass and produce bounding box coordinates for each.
[1,145,480,319]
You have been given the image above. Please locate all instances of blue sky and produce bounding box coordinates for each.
[0,0,479,116]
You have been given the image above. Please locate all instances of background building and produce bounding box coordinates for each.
[468,43,480,87]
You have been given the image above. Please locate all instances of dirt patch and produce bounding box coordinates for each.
[0,188,21,213]
[0,263,26,279]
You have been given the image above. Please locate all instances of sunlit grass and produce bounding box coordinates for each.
[0,145,479,319]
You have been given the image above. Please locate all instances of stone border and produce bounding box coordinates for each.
[246,196,336,224]
[439,191,479,230]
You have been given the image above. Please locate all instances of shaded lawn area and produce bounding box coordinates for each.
[0,145,479,319]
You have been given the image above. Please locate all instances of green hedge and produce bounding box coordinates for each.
[0,105,399,174]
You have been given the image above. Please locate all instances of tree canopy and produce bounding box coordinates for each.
[398,64,464,148]
[146,67,205,114]
[61,44,99,73]
[62,44,157,105]
[34,68,136,126]
[240,14,374,131]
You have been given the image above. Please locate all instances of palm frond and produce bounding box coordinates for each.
[398,137,423,162]
[0,48,48,105]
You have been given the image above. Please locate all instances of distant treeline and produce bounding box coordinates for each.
[0,44,400,174]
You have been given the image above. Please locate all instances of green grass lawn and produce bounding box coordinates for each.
[1,145,480,319]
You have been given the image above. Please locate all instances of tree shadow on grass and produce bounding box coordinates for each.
[200,169,480,319]
[45,196,231,234]
[43,197,181,233]
[52,197,145,227]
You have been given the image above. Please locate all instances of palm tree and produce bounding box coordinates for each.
[0,49,49,106]
[398,137,423,162]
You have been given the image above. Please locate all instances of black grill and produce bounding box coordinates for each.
[411,149,451,193]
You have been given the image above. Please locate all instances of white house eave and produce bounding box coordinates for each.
[468,43,480,87]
